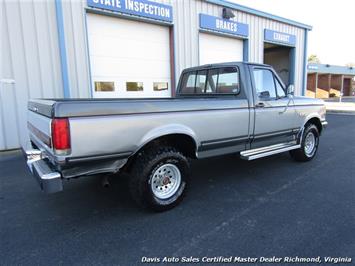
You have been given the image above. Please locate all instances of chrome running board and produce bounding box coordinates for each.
[240,142,301,160]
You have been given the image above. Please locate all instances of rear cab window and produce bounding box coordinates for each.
[217,68,240,94]
[180,72,196,94]
[179,66,241,96]
[195,70,208,94]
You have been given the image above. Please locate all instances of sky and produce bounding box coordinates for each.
[230,0,355,66]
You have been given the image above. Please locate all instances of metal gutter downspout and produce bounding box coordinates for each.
[302,29,309,96]
[243,39,249,62]
[55,0,70,98]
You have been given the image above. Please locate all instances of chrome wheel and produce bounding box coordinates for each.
[304,131,316,156]
[150,164,181,200]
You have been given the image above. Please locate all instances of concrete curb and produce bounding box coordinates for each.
[326,110,355,115]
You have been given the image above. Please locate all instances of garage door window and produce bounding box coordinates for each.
[95,81,115,92]
[153,82,168,91]
[126,82,143,92]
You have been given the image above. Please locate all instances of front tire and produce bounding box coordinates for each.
[290,124,319,162]
[128,146,190,211]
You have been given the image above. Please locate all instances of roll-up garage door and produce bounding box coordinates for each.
[199,33,243,65]
[87,13,171,98]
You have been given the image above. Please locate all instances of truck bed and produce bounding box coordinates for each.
[28,97,249,118]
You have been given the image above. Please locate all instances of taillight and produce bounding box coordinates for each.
[51,118,71,154]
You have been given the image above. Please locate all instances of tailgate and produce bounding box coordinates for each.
[28,111,52,149]
[27,99,55,150]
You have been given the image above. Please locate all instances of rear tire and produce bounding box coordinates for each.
[290,124,319,162]
[128,146,190,212]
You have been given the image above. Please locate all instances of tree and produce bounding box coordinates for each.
[308,54,321,64]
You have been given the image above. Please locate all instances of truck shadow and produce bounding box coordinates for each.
[50,151,299,218]
[5,148,315,225]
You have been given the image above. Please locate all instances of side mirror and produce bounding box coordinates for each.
[287,84,295,95]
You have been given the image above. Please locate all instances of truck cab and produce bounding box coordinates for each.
[177,63,312,151]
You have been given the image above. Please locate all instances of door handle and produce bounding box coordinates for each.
[256,102,265,108]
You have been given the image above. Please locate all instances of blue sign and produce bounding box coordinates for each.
[308,64,319,70]
[264,29,296,46]
[199,14,249,37]
[87,0,173,22]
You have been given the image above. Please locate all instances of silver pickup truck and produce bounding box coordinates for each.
[25,62,327,211]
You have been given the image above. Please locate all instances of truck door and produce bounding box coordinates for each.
[250,66,298,148]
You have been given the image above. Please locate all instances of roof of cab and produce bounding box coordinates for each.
[182,62,270,72]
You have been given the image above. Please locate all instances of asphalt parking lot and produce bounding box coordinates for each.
[1,114,354,265]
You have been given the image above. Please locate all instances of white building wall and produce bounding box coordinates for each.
[0,0,308,150]
[1,0,63,150]
[60,0,306,98]
[61,0,92,98]
[169,0,306,92]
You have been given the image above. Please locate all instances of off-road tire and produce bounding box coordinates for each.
[290,124,319,162]
[128,146,190,212]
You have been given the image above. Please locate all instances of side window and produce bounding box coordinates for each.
[180,72,196,94]
[195,70,207,94]
[275,78,286,98]
[217,67,240,94]
[253,69,276,98]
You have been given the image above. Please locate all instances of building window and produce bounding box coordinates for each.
[153,82,168,91]
[94,81,114,92]
[126,82,143,91]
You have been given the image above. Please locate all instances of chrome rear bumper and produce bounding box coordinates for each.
[25,149,63,194]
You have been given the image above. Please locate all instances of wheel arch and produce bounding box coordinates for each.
[303,115,323,135]
[296,115,323,145]
[123,125,198,172]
